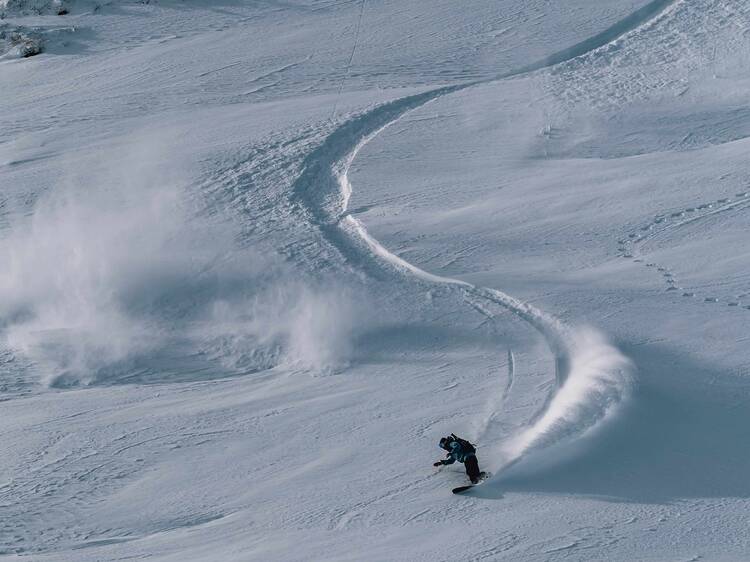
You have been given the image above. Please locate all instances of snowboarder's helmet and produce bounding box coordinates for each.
[439,436,453,450]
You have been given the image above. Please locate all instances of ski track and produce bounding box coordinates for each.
[505,349,515,403]
[291,0,678,473]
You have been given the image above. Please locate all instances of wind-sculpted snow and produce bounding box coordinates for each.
[513,0,679,76]
[292,0,675,475]
[294,0,680,215]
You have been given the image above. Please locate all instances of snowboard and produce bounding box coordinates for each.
[452,472,490,494]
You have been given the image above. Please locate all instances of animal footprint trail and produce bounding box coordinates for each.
[616,191,750,309]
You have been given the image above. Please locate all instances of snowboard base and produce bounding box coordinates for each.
[452,472,491,494]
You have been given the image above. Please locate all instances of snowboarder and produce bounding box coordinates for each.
[433,433,483,484]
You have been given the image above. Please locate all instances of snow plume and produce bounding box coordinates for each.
[204,284,355,375]
[0,132,354,386]
[499,327,633,476]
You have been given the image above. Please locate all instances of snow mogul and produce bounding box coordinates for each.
[433,433,484,484]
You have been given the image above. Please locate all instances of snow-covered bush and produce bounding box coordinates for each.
[10,30,42,56]
[0,26,43,57]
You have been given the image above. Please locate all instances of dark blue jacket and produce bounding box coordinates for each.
[441,440,475,465]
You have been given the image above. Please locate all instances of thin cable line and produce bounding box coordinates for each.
[330,0,366,121]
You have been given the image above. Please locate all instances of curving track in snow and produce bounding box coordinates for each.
[292,0,677,473]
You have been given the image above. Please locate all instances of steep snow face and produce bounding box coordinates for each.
[2,0,750,560]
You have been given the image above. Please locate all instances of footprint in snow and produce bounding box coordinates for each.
[616,194,750,308]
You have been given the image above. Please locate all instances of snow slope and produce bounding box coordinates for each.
[2,0,750,560]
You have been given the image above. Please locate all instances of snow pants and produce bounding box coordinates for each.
[464,455,481,483]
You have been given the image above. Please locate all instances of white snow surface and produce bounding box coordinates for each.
[2,0,750,560]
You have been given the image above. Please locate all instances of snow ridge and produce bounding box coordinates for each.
[512,0,680,77]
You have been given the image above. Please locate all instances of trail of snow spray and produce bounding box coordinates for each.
[498,328,633,473]
[295,0,678,473]
[338,145,633,474]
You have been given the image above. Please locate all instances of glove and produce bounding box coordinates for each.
[433,461,442,467]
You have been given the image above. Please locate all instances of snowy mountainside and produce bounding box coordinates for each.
[2,0,750,560]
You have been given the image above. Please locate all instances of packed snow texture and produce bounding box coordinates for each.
[2,0,750,560]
